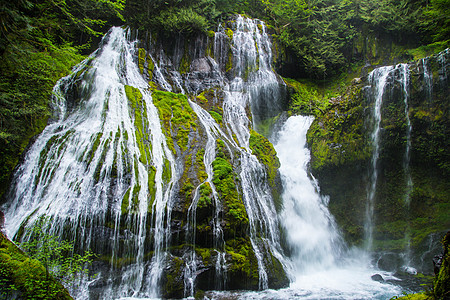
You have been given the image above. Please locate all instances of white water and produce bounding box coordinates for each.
[224,16,290,288]
[274,116,342,273]
[398,64,416,274]
[2,17,422,299]
[2,27,177,299]
[422,57,433,102]
[208,115,402,299]
[365,66,394,251]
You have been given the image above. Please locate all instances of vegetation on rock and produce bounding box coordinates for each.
[0,216,94,299]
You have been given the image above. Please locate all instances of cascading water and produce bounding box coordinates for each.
[272,115,401,299]
[365,65,394,251]
[2,27,177,299]
[421,57,433,102]
[3,14,427,299]
[365,64,418,274]
[398,64,416,274]
[273,116,343,272]
[223,16,289,289]
[211,115,402,299]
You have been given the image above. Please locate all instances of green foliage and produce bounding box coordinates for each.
[0,217,95,299]
[284,77,332,116]
[20,216,95,286]
[126,0,220,35]
[0,41,84,199]
[423,0,450,44]
[262,0,355,77]
[155,7,209,34]
[0,0,125,199]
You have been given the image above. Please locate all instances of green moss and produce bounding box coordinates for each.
[130,184,141,212]
[306,83,371,172]
[148,166,157,210]
[138,48,146,74]
[434,232,450,299]
[198,183,212,209]
[257,23,263,33]
[212,142,248,230]
[209,110,223,125]
[225,28,233,40]
[249,130,280,188]
[207,30,215,38]
[179,42,191,75]
[124,85,152,164]
[0,233,72,299]
[407,40,450,60]
[162,158,172,183]
[182,178,195,201]
[163,256,184,298]
[225,238,258,285]
[196,148,207,182]
[284,77,332,116]
[88,132,103,165]
[121,187,131,214]
[151,90,197,154]
[226,48,233,73]
[196,92,208,105]
[196,247,211,265]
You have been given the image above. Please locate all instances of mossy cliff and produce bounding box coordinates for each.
[305,49,449,273]
[434,231,450,299]
[0,233,72,299]
[124,21,288,297]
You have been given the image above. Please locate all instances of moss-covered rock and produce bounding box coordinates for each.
[161,255,185,298]
[305,50,450,266]
[0,233,72,299]
[434,231,450,299]
[152,90,198,154]
[249,130,280,188]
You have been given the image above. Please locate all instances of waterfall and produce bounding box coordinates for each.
[273,116,343,274]
[208,115,402,299]
[187,100,230,292]
[365,66,394,251]
[422,57,433,102]
[2,27,177,299]
[399,64,416,275]
[193,15,288,290]
[365,64,418,273]
[3,15,413,299]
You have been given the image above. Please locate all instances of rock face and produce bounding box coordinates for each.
[1,17,289,299]
[434,231,450,299]
[307,49,449,274]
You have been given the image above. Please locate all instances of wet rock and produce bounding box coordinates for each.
[434,253,443,275]
[191,58,211,73]
[377,252,401,272]
[371,274,384,282]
